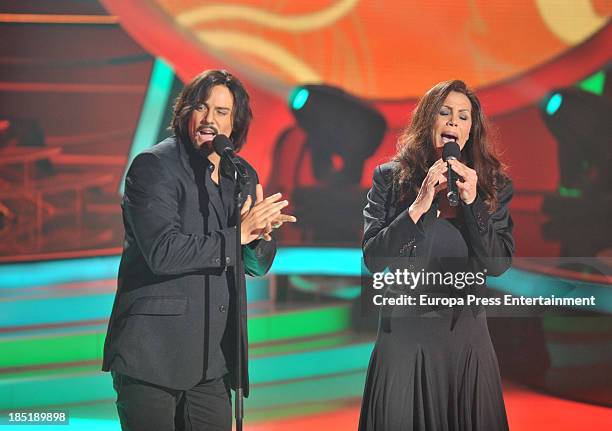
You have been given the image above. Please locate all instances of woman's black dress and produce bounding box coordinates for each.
[358,162,514,431]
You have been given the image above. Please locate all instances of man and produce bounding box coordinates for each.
[103,69,295,430]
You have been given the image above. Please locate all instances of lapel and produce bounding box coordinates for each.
[207,174,227,228]
[176,135,196,182]
[176,135,226,228]
[219,159,237,223]
[421,197,440,231]
[389,187,439,231]
[219,157,254,221]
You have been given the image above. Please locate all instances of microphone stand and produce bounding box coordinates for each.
[224,156,249,431]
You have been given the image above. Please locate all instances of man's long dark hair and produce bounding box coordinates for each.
[393,80,507,213]
[170,69,253,151]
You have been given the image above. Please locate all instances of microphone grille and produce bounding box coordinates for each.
[212,134,233,155]
[442,141,461,161]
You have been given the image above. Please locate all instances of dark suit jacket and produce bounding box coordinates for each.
[102,136,275,397]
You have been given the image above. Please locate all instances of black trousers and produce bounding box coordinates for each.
[112,372,232,431]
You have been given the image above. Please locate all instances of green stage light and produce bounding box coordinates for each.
[558,186,582,198]
[119,57,175,194]
[289,87,309,110]
[578,70,606,95]
[545,93,563,115]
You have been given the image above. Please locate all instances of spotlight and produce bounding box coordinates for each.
[290,84,386,185]
[289,87,309,110]
[544,93,563,115]
[270,84,387,243]
[540,87,612,257]
[540,88,611,195]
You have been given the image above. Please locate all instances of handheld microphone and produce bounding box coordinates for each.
[442,141,461,206]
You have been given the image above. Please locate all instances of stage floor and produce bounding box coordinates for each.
[2,380,610,430]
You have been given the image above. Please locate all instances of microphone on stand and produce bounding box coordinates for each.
[212,133,249,431]
[212,134,237,159]
[442,141,461,206]
[212,134,249,184]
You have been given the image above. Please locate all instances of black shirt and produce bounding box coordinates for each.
[202,159,231,379]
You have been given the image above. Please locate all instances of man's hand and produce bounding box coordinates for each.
[240,184,296,244]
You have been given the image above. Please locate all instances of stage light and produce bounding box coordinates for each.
[539,86,612,257]
[558,186,581,198]
[120,57,175,194]
[540,87,610,192]
[578,70,606,95]
[289,87,309,110]
[276,84,387,243]
[545,93,563,115]
[289,84,386,185]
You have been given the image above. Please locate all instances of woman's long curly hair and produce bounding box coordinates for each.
[393,80,507,213]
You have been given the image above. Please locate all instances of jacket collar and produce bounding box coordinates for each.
[176,135,234,226]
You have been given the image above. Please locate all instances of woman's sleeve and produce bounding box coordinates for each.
[362,165,426,273]
[461,179,515,276]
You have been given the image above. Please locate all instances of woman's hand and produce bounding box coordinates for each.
[408,158,448,223]
[447,159,478,204]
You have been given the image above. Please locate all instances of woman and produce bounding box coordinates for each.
[359,80,514,430]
